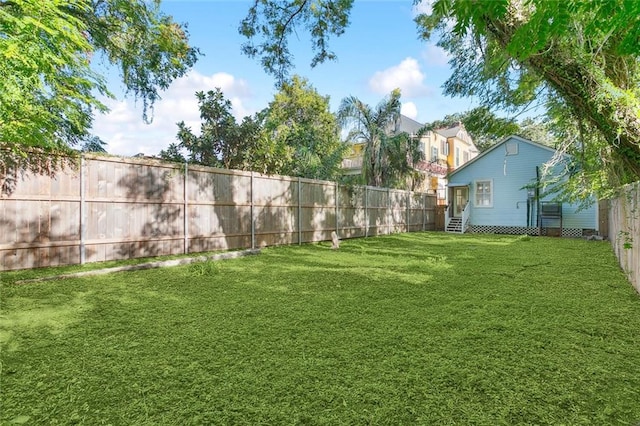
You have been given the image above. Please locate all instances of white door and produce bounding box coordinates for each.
[453,187,468,217]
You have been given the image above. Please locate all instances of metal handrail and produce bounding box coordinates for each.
[445,203,452,230]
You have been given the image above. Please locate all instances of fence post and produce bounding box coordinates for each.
[406,190,410,233]
[298,177,302,245]
[387,188,391,235]
[79,155,86,264]
[251,172,255,250]
[335,182,339,235]
[364,186,369,238]
[183,162,189,254]
[422,192,427,232]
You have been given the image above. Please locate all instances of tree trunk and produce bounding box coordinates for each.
[485,16,640,181]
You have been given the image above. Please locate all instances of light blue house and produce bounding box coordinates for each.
[445,135,599,237]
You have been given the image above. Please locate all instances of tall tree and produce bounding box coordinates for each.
[241,0,640,198]
[1,0,198,189]
[338,89,424,189]
[384,132,425,190]
[162,80,346,180]
[260,75,347,180]
[161,89,262,171]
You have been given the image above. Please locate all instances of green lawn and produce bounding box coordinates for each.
[1,233,639,425]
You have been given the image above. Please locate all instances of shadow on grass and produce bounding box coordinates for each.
[2,232,639,425]
[0,290,95,353]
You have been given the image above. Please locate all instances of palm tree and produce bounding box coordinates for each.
[384,132,425,190]
[337,89,424,189]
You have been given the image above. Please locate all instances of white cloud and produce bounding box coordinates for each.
[422,43,450,67]
[401,102,418,119]
[368,57,431,98]
[91,71,256,157]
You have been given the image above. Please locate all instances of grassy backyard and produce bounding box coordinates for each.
[1,232,639,425]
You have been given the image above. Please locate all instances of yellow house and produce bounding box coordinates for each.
[341,142,365,176]
[340,116,478,202]
[374,116,451,196]
[435,123,479,171]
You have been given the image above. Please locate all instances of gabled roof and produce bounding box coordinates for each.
[436,123,477,149]
[435,125,462,138]
[397,115,424,136]
[449,135,558,178]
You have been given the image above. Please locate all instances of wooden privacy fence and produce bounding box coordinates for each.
[608,181,640,294]
[1,155,436,271]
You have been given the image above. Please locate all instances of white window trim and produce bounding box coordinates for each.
[474,179,493,208]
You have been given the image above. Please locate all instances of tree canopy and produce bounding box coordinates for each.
[160,89,263,170]
[240,0,353,83]
[0,0,198,183]
[241,0,640,199]
[161,77,346,181]
[81,136,108,153]
[421,107,555,152]
[260,75,346,180]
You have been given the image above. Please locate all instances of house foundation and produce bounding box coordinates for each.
[466,225,595,238]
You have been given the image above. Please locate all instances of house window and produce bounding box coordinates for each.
[463,151,469,163]
[431,146,438,162]
[441,140,449,156]
[455,147,460,167]
[475,180,493,207]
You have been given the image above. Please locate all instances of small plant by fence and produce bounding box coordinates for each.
[0,155,437,271]
[608,181,640,293]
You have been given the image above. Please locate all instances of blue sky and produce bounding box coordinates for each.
[91,0,480,156]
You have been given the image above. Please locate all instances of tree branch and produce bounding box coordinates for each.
[275,0,308,69]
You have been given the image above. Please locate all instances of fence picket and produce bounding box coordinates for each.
[0,156,436,270]
[609,182,640,293]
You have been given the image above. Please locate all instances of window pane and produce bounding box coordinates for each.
[475,180,491,206]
